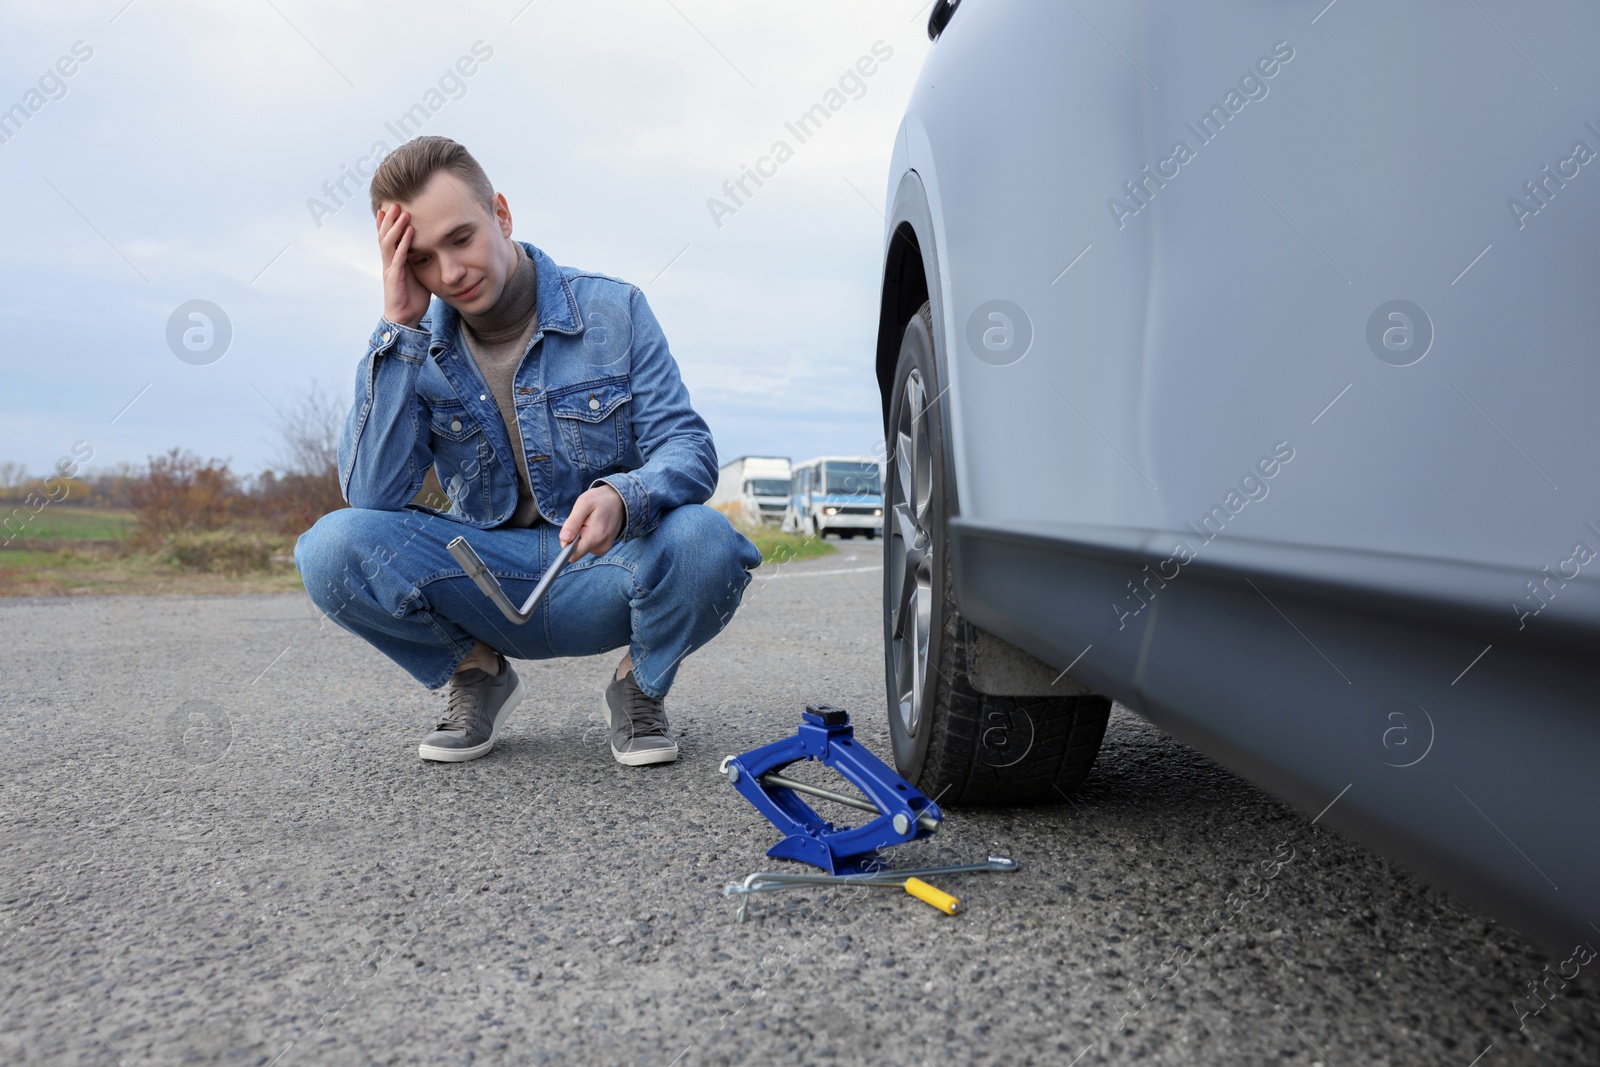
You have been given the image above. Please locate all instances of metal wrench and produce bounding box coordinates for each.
[724,856,1018,921]
[727,855,1018,894]
[447,535,577,625]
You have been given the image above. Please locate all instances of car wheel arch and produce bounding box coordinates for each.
[876,168,959,521]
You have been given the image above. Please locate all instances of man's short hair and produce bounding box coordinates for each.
[368,135,496,218]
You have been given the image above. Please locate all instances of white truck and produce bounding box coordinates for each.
[709,455,791,527]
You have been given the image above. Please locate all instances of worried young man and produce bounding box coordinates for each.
[295,136,761,766]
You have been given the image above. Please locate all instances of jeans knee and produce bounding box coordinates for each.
[296,511,340,599]
[652,506,761,610]
[668,504,759,565]
[295,508,380,612]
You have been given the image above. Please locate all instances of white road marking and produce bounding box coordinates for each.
[755,565,884,580]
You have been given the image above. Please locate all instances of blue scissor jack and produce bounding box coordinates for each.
[719,705,943,875]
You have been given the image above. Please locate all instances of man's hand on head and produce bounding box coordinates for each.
[376,202,431,329]
[560,483,626,561]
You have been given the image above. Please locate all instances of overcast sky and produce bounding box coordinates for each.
[0,0,932,480]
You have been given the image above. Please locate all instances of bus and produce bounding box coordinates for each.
[783,456,883,539]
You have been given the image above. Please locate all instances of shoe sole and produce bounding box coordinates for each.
[419,670,525,762]
[600,692,679,766]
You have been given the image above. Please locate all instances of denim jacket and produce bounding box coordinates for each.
[337,240,718,539]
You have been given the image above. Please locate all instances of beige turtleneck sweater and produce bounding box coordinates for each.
[458,241,543,528]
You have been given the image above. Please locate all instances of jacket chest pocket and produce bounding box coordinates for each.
[550,380,631,472]
[428,401,486,482]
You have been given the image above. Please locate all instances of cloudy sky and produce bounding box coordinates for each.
[0,0,932,480]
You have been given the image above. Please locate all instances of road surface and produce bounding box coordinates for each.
[2,550,1596,1065]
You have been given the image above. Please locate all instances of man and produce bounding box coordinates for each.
[294,135,761,766]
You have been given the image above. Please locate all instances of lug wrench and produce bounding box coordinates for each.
[447,535,577,624]
[723,856,1019,922]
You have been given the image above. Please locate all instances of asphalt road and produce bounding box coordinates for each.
[3,548,1598,1066]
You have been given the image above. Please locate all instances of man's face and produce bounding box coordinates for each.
[384,171,516,314]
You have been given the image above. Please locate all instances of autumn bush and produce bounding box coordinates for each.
[35,383,459,574]
[128,448,242,548]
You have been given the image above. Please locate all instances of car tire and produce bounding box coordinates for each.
[883,302,1112,806]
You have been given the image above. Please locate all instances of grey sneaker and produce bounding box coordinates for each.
[602,670,679,766]
[419,651,524,762]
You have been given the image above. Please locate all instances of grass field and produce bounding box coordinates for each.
[0,506,845,597]
[0,545,305,597]
[739,526,839,564]
[0,505,138,541]
[0,505,303,597]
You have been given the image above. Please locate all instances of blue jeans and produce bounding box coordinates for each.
[293,503,762,696]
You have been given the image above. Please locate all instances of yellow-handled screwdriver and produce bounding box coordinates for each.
[901,876,961,914]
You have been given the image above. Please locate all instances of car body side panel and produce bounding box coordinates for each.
[887,0,1600,954]
[951,517,1600,956]
[908,0,1600,569]
[907,0,1162,533]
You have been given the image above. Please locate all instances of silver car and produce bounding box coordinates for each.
[875,0,1598,955]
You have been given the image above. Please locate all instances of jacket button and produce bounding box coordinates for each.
[451,419,462,432]
[380,331,391,342]
[589,396,600,411]
[480,394,487,401]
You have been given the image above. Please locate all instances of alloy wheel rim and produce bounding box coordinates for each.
[889,367,935,738]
